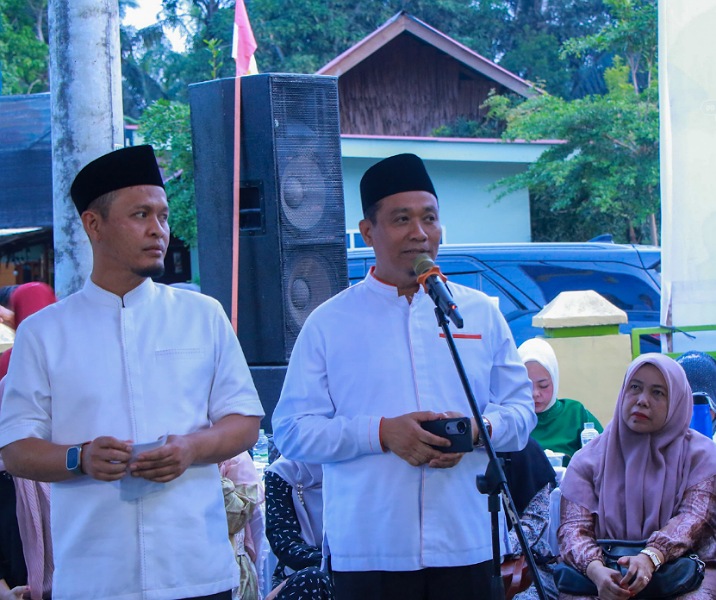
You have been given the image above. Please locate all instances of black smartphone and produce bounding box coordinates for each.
[421,417,473,453]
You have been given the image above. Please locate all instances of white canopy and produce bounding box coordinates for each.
[659,0,716,351]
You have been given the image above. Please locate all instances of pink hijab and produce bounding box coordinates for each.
[561,353,716,540]
[0,283,57,379]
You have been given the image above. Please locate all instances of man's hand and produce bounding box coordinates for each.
[82,436,132,481]
[585,561,632,600]
[128,434,195,483]
[380,411,462,467]
[427,452,464,469]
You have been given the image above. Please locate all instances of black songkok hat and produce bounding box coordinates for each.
[359,153,437,214]
[70,145,165,215]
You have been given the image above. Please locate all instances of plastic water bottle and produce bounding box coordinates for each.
[253,429,270,476]
[690,394,712,438]
[580,422,598,447]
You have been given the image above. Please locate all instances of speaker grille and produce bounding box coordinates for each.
[268,76,348,358]
[283,246,347,346]
[279,153,327,232]
[189,74,348,365]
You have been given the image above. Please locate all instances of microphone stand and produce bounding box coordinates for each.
[431,305,548,600]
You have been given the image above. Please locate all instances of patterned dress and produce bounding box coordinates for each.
[264,471,335,600]
[558,476,716,600]
[507,483,559,600]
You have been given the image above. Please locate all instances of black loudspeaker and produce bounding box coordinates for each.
[189,74,348,364]
[250,365,288,433]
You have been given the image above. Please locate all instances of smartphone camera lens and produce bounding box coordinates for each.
[457,421,466,434]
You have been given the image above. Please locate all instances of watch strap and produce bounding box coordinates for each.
[640,548,662,571]
[475,417,493,447]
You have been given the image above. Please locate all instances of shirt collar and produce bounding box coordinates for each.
[83,277,156,308]
[364,266,426,302]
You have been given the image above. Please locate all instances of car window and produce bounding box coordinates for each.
[439,257,525,316]
[496,262,660,312]
[348,257,370,284]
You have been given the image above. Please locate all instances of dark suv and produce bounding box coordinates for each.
[347,242,661,348]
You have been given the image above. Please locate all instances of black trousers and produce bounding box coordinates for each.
[332,561,492,600]
[181,591,232,600]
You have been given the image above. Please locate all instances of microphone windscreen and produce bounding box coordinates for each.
[413,253,435,275]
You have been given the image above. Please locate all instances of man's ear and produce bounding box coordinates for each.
[81,210,101,241]
[358,218,374,248]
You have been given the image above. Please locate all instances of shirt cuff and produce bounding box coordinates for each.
[364,415,383,454]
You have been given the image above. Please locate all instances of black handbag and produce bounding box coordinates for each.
[553,539,705,599]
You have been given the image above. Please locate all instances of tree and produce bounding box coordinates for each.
[168,5,237,97]
[0,0,49,94]
[138,99,197,246]
[488,0,659,244]
[248,0,612,99]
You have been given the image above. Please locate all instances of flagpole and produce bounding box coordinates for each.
[231,73,241,335]
[230,0,258,335]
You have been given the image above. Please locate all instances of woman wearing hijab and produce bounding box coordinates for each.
[518,338,602,466]
[264,456,334,600]
[0,283,57,600]
[0,283,58,379]
[557,353,716,600]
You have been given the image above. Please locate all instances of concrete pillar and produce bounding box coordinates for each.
[532,290,633,427]
[49,1,124,297]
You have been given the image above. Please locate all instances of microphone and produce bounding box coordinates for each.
[413,254,464,328]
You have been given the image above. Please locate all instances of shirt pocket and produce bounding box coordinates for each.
[151,347,214,428]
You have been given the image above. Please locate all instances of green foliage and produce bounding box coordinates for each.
[122,1,237,115]
[498,29,571,98]
[248,0,612,98]
[562,0,657,95]
[120,23,176,119]
[489,0,659,243]
[203,38,224,79]
[138,100,197,247]
[158,2,237,102]
[432,93,523,138]
[0,0,49,95]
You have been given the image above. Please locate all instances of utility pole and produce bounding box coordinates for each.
[48,1,124,298]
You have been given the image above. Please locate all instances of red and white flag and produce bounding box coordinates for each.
[232,0,258,76]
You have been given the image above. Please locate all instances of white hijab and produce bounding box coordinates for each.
[517,338,560,412]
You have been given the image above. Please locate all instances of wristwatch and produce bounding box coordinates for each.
[475,418,493,447]
[65,444,84,476]
[640,548,662,571]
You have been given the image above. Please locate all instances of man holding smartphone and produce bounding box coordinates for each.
[0,145,264,600]
[272,153,536,600]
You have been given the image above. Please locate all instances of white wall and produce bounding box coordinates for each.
[340,137,554,245]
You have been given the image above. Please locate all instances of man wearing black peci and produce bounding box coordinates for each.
[272,153,535,600]
[0,145,264,600]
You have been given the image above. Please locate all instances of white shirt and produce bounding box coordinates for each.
[272,273,536,571]
[0,279,264,600]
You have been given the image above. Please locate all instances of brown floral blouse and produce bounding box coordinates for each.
[557,475,716,574]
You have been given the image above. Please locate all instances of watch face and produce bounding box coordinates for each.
[66,446,81,471]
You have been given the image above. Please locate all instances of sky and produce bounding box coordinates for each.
[123,0,163,29]
[122,0,186,51]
